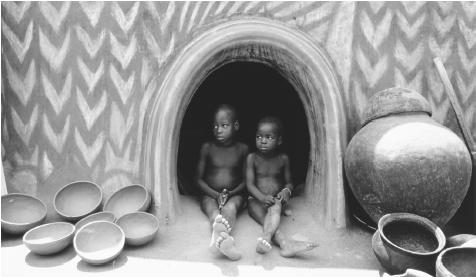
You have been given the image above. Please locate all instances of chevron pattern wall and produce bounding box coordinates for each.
[1,2,475,201]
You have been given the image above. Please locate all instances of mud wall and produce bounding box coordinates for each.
[2,2,475,217]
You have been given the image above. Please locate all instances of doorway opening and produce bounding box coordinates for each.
[142,18,347,228]
[177,62,310,195]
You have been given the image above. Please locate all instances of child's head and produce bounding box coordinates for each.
[212,104,239,144]
[255,116,283,153]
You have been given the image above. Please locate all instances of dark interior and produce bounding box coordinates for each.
[177,62,310,195]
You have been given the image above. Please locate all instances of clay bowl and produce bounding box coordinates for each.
[23,222,75,255]
[375,213,446,275]
[436,247,476,277]
[74,221,125,265]
[75,212,115,233]
[116,212,159,246]
[54,181,103,222]
[103,185,151,219]
[1,193,47,235]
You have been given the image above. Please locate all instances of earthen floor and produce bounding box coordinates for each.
[2,195,385,277]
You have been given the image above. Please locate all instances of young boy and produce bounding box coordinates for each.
[196,104,249,260]
[246,116,318,257]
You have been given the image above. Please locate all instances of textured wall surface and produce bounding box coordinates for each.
[1,2,475,211]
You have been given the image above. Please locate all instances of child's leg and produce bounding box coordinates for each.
[220,195,244,230]
[273,230,318,258]
[248,198,277,254]
[200,195,220,224]
[249,197,318,257]
[201,196,229,252]
[202,195,241,260]
[262,201,282,245]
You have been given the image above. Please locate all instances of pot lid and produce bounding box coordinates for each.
[362,87,432,126]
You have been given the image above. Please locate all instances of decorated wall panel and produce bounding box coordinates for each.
[1,2,475,208]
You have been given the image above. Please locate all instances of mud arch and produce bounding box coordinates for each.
[142,18,348,228]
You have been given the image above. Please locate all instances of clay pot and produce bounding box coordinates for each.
[436,247,476,277]
[345,87,472,225]
[1,193,47,235]
[74,221,125,265]
[116,212,159,246]
[75,212,115,233]
[104,184,151,219]
[446,234,476,248]
[372,213,446,275]
[23,222,75,255]
[54,181,103,222]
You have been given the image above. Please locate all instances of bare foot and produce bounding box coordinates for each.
[279,240,318,257]
[256,237,272,254]
[209,215,231,253]
[215,232,242,260]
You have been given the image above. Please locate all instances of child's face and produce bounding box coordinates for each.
[213,110,237,144]
[255,122,281,154]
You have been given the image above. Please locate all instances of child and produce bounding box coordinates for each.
[246,116,318,257]
[196,104,249,260]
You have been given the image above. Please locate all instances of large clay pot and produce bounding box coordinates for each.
[345,87,472,225]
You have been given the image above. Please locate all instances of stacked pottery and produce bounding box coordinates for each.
[345,87,472,226]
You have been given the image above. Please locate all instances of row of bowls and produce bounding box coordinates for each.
[372,212,476,277]
[1,182,158,264]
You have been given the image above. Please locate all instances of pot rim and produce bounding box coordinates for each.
[378,213,446,256]
[73,220,125,257]
[53,180,103,220]
[116,211,159,239]
[436,246,476,277]
[1,193,47,226]
[23,221,75,247]
[104,184,150,214]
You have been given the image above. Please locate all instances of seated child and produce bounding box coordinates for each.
[246,116,318,257]
[196,104,249,260]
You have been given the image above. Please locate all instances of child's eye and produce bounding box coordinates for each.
[222,124,229,128]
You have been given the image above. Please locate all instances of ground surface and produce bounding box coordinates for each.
[2,195,385,277]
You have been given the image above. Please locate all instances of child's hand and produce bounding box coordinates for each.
[261,195,275,207]
[276,189,291,204]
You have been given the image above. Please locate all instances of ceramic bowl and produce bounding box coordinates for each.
[375,213,446,275]
[54,181,103,222]
[116,212,159,246]
[1,193,47,234]
[75,212,115,233]
[23,222,75,255]
[436,246,476,277]
[74,221,125,265]
[104,185,151,219]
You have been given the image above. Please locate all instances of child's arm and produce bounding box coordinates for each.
[196,143,220,199]
[246,153,275,206]
[228,144,249,197]
[276,154,293,203]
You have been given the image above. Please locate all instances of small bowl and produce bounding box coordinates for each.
[23,222,75,255]
[54,181,103,222]
[75,212,115,233]
[74,221,125,265]
[436,246,476,277]
[376,213,446,274]
[1,193,47,234]
[104,185,151,219]
[116,212,159,246]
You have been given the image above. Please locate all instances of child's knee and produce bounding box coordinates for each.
[222,204,238,216]
[269,203,281,214]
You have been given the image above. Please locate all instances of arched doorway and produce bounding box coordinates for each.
[177,62,310,196]
[142,18,348,228]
